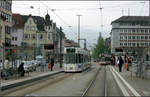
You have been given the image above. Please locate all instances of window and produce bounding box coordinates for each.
[128,43,131,46]
[12,37,14,41]
[125,36,127,40]
[128,29,131,34]
[145,36,148,40]
[141,36,144,40]
[132,36,136,40]
[128,36,131,40]
[39,34,43,40]
[145,43,148,46]
[24,34,29,39]
[132,29,135,33]
[32,34,36,39]
[5,26,11,34]
[120,43,123,46]
[120,36,123,40]
[15,37,17,41]
[145,30,148,34]
[132,43,136,47]
[137,36,140,40]
[48,34,51,40]
[124,43,127,46]
[141,43,144,47]
[124,29,127,32]
[141,29,144,33]
[31,26,35,31]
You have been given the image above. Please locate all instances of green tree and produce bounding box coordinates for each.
[92,36,106,58]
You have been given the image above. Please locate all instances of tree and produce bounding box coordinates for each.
[92,36,106,58]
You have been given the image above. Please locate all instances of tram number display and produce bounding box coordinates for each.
[66,48,75,53]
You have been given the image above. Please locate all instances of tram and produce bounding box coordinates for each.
[63,47,91,72]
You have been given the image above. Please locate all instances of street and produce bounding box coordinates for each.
[1,62,143,96]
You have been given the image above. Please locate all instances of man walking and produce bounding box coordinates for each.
[50,58,54,71]
[118,56,124,72]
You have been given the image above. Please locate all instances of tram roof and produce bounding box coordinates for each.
[64,47,90,55]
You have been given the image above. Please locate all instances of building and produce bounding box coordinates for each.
[11,14,24,46]
[111,16,150,56]
[105,37,111,48]
[64,39,79,47]
[11,13,65,61]
[0,0,12,63]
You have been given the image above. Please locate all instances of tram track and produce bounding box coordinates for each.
[81,66,104,96]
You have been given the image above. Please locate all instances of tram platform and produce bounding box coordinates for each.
[0,63,63,91]
[112,65,150,96]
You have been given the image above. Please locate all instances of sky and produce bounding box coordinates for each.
[12,1,149,49]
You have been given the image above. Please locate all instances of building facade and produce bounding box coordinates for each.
[0,0,12,62]
[111,16,150,56]
[11,14,24,46]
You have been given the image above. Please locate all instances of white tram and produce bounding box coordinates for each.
[63,47,91,72]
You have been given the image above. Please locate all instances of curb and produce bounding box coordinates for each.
[1,71,64,91]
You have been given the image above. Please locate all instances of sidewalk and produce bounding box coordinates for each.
[113,65,150,96]
[0,63,63,91]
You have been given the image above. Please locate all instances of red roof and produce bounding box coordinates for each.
[12,14,22,28]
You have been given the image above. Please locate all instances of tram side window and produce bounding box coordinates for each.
[76,54,79,63]
[79,54,81,63]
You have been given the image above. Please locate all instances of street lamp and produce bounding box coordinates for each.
[76,14,82,47]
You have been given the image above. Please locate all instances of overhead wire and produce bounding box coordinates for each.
[39,1,77,40]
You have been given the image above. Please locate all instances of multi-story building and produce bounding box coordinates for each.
[22,14,56,60]
[0,0,12,62]
[11,14,24,46]
[111,16,150,56]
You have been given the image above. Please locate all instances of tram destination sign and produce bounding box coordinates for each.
[66,48,75,53]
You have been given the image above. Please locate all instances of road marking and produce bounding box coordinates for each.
[111,67,141,97]
[110,67,130,96]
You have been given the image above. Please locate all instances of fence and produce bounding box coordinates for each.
[130,60,150,79]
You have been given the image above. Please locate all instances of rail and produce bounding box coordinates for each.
[81,67,101,97]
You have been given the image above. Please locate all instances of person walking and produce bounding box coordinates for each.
[127,56,132,71]
[3,59,9,80]
[118,56,124,72]
[18,62,25,77]
[48,62,51,70]
[50,58,54,71]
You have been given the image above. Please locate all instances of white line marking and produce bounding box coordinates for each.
[110,67,130,96]
[111,67,141,97]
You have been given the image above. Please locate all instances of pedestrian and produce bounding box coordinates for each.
[18,62,25,77]
[0,60,3,78]
[118,56,124,72]
[50,58,54,71]
[48,62,51,70]
[127,56,132,71]
[3,59,9,80]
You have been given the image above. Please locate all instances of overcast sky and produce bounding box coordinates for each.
[12,1,149,49]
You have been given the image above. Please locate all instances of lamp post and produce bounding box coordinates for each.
[76,15,82,46]
[59,27,62,68]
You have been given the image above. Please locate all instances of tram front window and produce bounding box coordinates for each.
[64,54,76,64]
